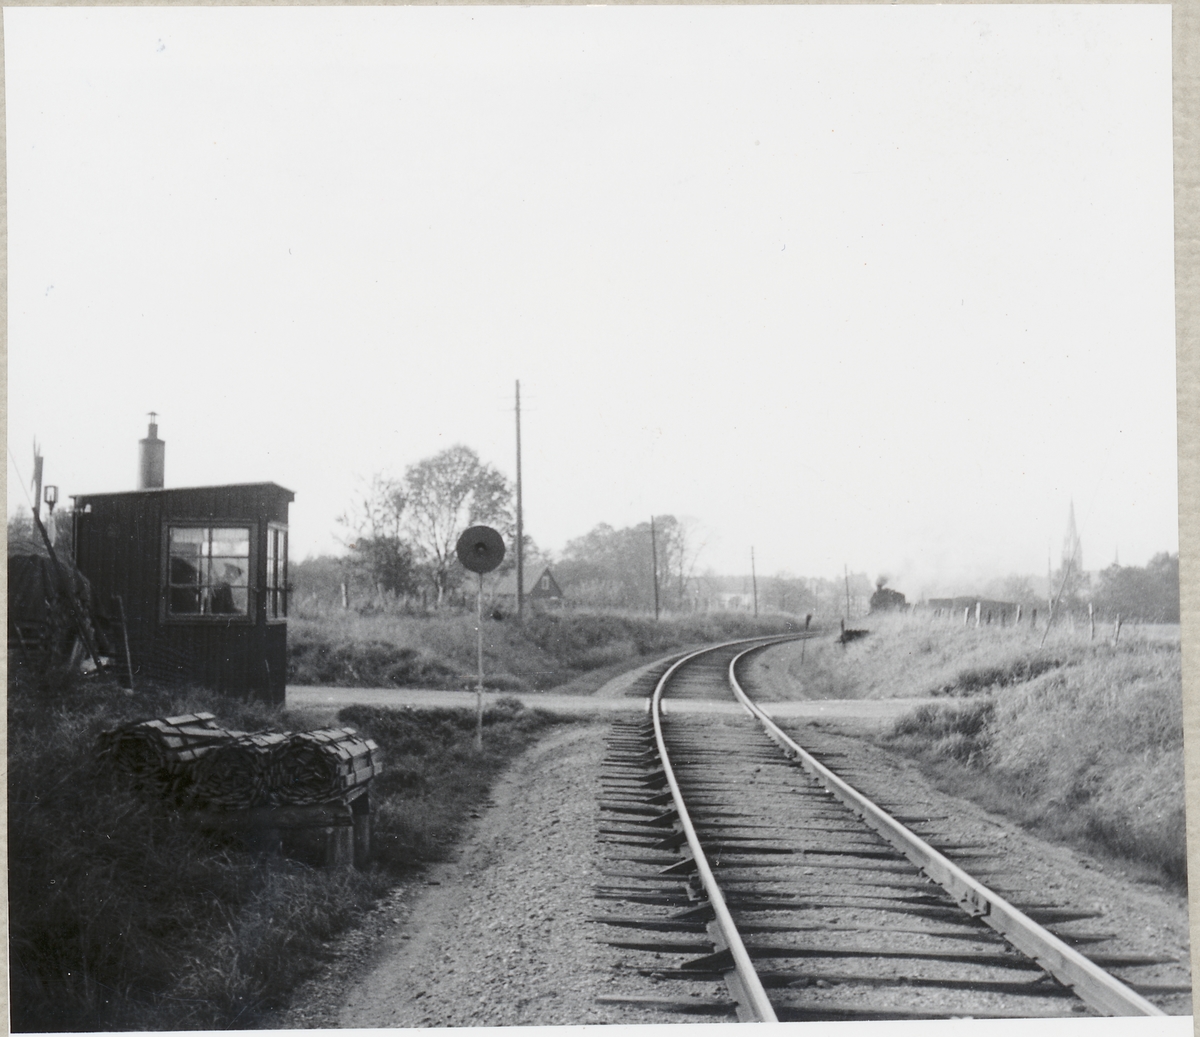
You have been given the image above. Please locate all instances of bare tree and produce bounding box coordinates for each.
[337,474,417,599]
[654,515,706,611]
[403,445,513,606]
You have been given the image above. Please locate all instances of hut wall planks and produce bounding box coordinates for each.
[73,482,293,703]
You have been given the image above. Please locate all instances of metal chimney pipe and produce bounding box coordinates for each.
[138,412,165,489]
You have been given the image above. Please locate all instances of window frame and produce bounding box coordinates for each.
[161,520,258,624]
[265,523,289,622]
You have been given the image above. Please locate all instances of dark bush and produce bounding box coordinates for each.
[289,635,463,688]
[935,656,1062,696]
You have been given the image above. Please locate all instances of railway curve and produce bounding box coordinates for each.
[593,635,1186,1022]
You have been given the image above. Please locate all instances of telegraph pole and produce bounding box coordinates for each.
[751,547,759,617]
[650,516,660,621]
[32,441,43,524]
[515,380,524,620]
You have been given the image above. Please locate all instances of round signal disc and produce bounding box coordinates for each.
[456,525,506,574]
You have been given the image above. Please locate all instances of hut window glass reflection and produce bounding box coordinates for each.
[168,525,250,616]
[267,526,288,619]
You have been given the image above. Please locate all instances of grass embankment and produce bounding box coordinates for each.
[751,613,1077,701]
[764,613,1186,887]
[288,605,800,691]
[8,667,566,1032]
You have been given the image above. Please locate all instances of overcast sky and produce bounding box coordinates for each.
[5,5,1177,596]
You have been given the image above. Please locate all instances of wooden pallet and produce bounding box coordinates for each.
[188,786,371,868]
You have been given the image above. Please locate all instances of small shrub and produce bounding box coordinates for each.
[890,700,994,764]
[289,633,464,689]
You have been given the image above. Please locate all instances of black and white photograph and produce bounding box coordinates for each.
[4,5,1194,1034]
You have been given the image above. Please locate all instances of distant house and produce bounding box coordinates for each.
[493,566,564,606]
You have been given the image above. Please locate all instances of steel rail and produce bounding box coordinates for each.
[650,637,800,1023]
[725,644,1166,1018]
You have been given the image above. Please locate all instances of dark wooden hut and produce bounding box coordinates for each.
[72,482,293,702]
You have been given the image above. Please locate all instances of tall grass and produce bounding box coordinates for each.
[7,664,569,1031]
[754,611,1178,702]
[288,604,800,691]
[872,616,1185,885]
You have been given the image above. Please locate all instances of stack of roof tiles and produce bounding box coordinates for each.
[97,716,381,810]
[191,731,291,809]
[270,728,382,806]
[96,711,243,802]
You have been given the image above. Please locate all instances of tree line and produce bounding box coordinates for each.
[9,441,1176,624]
[309,446,883,617]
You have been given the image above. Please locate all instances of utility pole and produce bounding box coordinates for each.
[1047,550,1053,630]
[515,380,524,621]
[751,547,758,617]
[650,516,660,621]
[32,441,43,524]
[844,564,851,619]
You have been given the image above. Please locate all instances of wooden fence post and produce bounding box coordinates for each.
[1089,602,1095,641]
[1113,614,1122,645]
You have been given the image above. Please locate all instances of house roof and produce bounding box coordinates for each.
[494,566,562,597]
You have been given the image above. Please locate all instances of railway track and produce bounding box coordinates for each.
[592,636,1187,1022]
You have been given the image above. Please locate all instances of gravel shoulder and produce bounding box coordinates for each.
[270,722,693,1029]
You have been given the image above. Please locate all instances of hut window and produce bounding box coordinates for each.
[167,526,251,616]
[266,525,288,619]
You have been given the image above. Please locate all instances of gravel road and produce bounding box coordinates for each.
[271,699,1191,1028]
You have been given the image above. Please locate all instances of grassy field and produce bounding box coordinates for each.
[288,602,801,691]
[751,613,1186,886]
[7,666,569,1032]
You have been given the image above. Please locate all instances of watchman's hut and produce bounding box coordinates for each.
[72,420,293,702]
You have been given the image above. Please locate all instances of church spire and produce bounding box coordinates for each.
[1062,500,1083,574]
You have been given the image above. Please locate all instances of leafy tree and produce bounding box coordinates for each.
[337,475,418,599]
[403,445,513,606]
[557,522,652,609]
[1094,552,1179,623]
[555,515,704,611]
